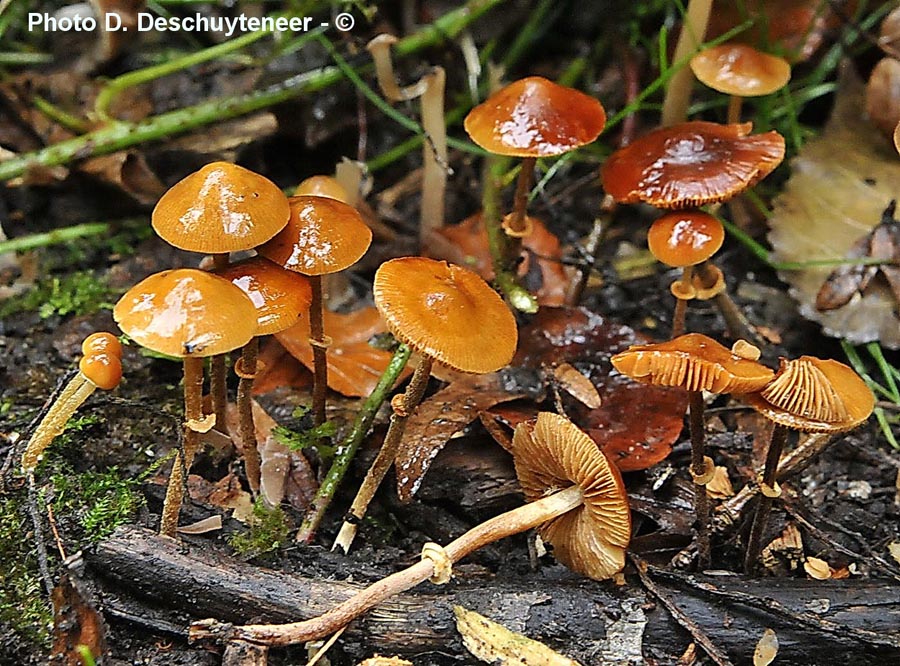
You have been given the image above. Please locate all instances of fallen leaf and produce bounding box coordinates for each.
[768,63,900,348]
[888,542,900,566]
[188,473,254,523]
[52,573,108,666]
[454,605,582,666]
[275,306,412,397]
[252,339,311,395]
[79,151,167,204]
[804,556,833,580]
[705,466,734,499]
[553,362,602,409]
[177,515,223,535]
[762,522,804,574]
[753,627,779,666]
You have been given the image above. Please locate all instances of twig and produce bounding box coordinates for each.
[26,474,54,595]
[630,553,734,666]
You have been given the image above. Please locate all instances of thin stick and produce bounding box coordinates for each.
[296,345,412,543]
[26,474,54,595]
[744,424,788,572]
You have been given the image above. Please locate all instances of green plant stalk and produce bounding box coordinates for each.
[0,0,506,183]
[32,95,90,134]
[296,344,412,543]
[0,222,115,254]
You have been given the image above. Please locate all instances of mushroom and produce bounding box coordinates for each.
[21,332,123,475]
[741,356,874,571]
[191,412,630,646]
[152,162,291,434]
[611,333,773,567]
[464,76,606,241]
[113,268,257,536]
[294,175,352,202]
[257,195,372,428]
[333,257,518,553]
[646,210,725,337]
[690,43,791,124]
[217,257,313,495]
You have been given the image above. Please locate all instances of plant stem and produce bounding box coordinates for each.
[660,0,714,126]
[744,424,788,573]
[0,222,115,254]
[296,344,412,543]
[689,390,711,569]
[237,337,261,495]
[333,356,434,553]
[193,486,583,647]
[308,275,328,428]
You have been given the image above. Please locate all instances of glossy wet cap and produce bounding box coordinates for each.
[294,175,352,204]
[600,121,785,208]
[647,210,725,267]
[373,257,517,373]
[512,412,631,581]
[464,76,607,157]
[152,162,290,254]
[743,356,875,432]
[114,268,257,358]
[690,43,791,97]
[258,195,372,276]
[218,256,313,336]
[611,333,774,394]
[79,332,123,390]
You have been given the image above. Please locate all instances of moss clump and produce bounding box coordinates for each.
[229,499,289,558]
[0,271,115,320]
[51,465,145,544]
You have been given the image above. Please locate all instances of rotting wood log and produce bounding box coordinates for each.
[87,527,900,665]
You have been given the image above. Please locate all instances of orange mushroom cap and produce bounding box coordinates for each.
[79,352,123,391]
[464,76,607,158]
[257,195,372,276]
[152,162,290,254]
[113,268,257,358]
[600,121,785,208]
[294,175,352,204]
[611,333,774,394]
[743,356,875,432]
[373,257,517,374]
[690,43,791,97]
[513,412,631,581]
[217,257,313,336]
[81,331,122,359]
[647,210,725,267]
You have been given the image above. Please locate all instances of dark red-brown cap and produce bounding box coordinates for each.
[691,44,791,97]
[600,121,785,208]
[152,162,290,254]
[647,210,725,267]
[464,76,606,158]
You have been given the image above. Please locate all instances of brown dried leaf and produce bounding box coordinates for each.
[188,473,254,523]
[252,339,311,395]
[553,363,602,409]
[769,64,900,348]
[79,151,166,204]
[51,573,108,666]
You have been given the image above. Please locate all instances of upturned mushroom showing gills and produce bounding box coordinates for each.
[741,356,874,572]
[191,413,630,648]
[218,257,313,495]
[21,332,123,475]
[113,268,257,537]
[258,195,372,428]
[464,76,606,239]
[333,257,518,553]
[612,333,773,567]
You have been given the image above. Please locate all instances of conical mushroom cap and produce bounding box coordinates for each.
[258,195,372,276]
[600,121,785,208]
[114,269,257,358]
[743,356,875,432]
[464,76,607,158]
[373,257,517,373]
[152,162,290,254]
[512,412,631,581]
[611,333,774,394]
[691,43,791,97]
[218,257,313,336]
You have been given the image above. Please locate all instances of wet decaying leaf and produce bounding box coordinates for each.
[753,627,779,666]
[516,307,688,472]
[454,605,582,666]
[251,339,312,395]
[769,64,900,348]
[187,473,254,523]
[51,572,108,666]
[395,372,526,501]
[275,306,412,397]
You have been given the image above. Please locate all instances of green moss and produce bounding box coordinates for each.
[0,271,116,320]
[229,499,289,558]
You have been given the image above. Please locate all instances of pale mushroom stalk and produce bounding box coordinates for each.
[235,336,261,494]
[671,266,693,338]
[507,156,536,237]
[308,274,329,428]
[192,485,584,647]
[660,0,714,126]
[743,423,788,572]
[688,390,711,568]
[333,355,434,553]
[695,261,760,343]
[419,67,447,246]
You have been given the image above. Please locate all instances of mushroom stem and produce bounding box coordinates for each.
[192,485,584,647]
[210,253,231,440]
[660,0,714,126]
[695,262,760,343]
[333,355,434,554]
[688,390,711,569]
[744,423,788,572]
[508,157,536,237]
[672,266,694,338]
[419,66,447,247]
[236,336,261,495]
[727,95,743,125]
[308,274,329,428]
[160,356,205,537]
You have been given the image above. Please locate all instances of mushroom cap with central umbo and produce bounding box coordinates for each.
[600,121,785,209]
[512,412,631,581]
[373,257,517,374]
[257,195,372,276]
[464,76,607,158]
[152,162,291,254]
[113,268,257,358]
[611,333,775,394]
[743,356,875,433]
[690,43,791,98]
